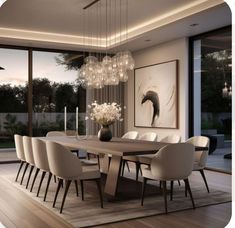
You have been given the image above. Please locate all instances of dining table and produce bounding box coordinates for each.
[39,135,207,198]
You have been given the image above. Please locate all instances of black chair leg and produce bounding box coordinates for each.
[30,168,40,192]
[60,180,72,213]
[162,181,168,214]
[54,175,57,183]
[178,180,181,186]
[108,156,111,169]
[97,155,101,170]
[141,177,147,206]
[44,172,52,202]
[36,171,46,197]
[15,161,25,182]
[170,181,174,201]
[95,179,103,208]
[80,180,84,200]
[159,180,162,189]
[20,162,29,185]
[135,162,140,181]
[184,179,195,209]
[121,160,126,176]
[185,181,188,197]
[53,179,63,208]
[26,165,34,189]
[126,161,130,172]
[74,180,79,197]
[199,169,210,193]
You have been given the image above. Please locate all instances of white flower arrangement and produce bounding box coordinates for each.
[86,101,123,126]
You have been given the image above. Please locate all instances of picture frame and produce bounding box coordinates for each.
[134,60,179,129]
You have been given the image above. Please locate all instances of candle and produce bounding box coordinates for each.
[64,106,67,132]
[76,106,79,134]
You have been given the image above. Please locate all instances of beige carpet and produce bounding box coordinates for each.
[3,170,231,228]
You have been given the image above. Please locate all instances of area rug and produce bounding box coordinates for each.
[3,170,231,228]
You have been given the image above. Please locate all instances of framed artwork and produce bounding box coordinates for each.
[134,60,178,129]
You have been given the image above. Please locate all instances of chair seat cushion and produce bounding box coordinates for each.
[81,159,98,166]
[123,156,138,162]
[138,154,154,164]
[142,167,155,180]
[193,161,203,171]
[80,170,101,180]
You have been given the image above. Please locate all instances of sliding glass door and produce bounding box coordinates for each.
[0,47,86,161]
[190,27,232,172]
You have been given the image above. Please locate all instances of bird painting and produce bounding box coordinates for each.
[141,91,159,126]
[134,60,178,128]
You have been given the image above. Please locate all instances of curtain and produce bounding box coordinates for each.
[86,83,125,137]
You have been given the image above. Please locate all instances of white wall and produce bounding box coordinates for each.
[125,38,189,141]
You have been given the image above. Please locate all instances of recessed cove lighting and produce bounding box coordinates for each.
[0,0,7,7]
[190,23,199,27]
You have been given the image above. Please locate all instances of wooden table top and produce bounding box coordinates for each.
[38,135,208,157]
[38,136,169,156]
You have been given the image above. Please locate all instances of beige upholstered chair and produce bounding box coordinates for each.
[31,138,53,200]
[160,135,181,143]
[186,136,210,192]
[122,132,157,181]
[46,130,81,157]
[120,131,139,173]
[138,132,157,141]
[46,141,103,213]
[141,143,195,213]
[14,134,27,182]
[22,136,35,189]
[46,131,66,137]
[138,134,181,165]
[122,131,139,140]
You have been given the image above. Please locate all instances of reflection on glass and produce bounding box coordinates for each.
[193,29,231,172]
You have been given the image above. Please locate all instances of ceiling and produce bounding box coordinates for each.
[0,0,231,52]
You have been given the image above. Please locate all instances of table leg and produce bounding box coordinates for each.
[104,155,122,196]
[100,154,109,174]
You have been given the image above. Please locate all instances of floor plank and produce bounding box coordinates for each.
[0,163,231,228]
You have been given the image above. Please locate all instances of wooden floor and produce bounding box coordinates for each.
[0,164,231,228]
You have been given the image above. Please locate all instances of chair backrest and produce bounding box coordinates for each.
[46,131,66,137]
[46,141,82,179]
[22,136,35,165]
[32,138,50,172]
[151,143,194,180]
[138,132,157,141]
[122,131,139,140]
[160,135,181,143]
[186,136,210,168]
[14,134,26,161]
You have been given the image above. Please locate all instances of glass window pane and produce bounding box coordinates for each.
[192,29,232,172]
[32,51,86,137]
[0,48,28,150]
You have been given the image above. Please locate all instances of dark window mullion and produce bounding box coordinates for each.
[28,49,33,136]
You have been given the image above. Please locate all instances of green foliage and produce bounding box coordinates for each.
[0,76,86,137]
[55,53,84,71]
[0,84,27,112]
[55,83,77,112]
[3,113,27,138]
[32,114,85,136]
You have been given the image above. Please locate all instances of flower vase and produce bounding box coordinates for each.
[98,125,112,141]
